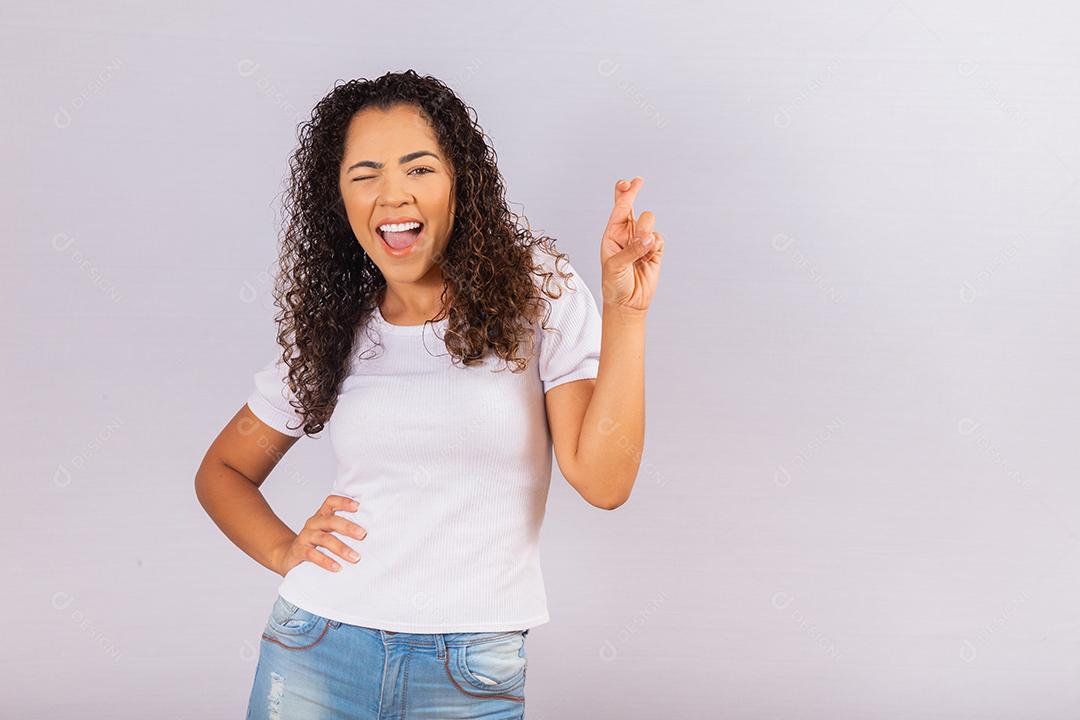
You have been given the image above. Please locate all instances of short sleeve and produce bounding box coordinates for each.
[246,353,306,437]
[538,256,603,394]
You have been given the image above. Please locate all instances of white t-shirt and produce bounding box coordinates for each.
[245,253,603,633]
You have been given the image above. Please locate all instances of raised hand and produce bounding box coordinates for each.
[599,176,664,314]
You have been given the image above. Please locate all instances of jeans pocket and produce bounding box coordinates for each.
[262,594,328,649]
[452,631,528,694]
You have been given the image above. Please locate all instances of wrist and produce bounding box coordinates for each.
[603,302,649,323]
[268,534,294,577]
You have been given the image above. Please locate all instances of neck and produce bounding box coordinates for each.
[378,269,451,325]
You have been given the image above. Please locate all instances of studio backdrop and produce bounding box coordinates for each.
[6,1,1079,718]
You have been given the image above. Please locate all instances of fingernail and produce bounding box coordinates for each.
[619,180,630,189]
[348,550,359,562]
[640,233,654,246]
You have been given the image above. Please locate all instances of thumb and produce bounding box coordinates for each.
[610,232,654,268]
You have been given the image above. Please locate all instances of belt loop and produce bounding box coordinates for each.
[434,632,447,660]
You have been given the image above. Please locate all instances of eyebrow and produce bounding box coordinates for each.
[345,150,441,173]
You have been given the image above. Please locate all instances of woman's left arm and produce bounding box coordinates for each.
[546,176,665,509]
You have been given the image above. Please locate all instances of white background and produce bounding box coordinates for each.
[6,1,1079,717]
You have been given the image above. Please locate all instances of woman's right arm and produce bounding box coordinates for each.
[194,403,302,577]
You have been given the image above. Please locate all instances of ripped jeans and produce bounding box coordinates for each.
[246,594,530,720]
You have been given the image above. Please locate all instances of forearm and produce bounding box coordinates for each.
[194,461,296,576]
[575,303,648,507]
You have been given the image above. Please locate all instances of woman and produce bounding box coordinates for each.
[195,69,664,719]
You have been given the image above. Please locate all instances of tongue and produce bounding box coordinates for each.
[383,227,422,250]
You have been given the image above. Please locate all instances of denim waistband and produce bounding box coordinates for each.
[372,628,529,648]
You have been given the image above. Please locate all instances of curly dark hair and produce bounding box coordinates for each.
[268,69,580,436]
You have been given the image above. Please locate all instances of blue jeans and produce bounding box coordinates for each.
[246,593,530,719]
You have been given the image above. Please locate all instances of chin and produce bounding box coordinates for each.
[381,258,435,280]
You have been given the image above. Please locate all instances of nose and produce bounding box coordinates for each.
[376,174,414,207]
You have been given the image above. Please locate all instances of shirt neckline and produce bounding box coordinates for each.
[371,303,449,336]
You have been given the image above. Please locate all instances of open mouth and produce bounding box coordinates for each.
[376,222,424,254]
